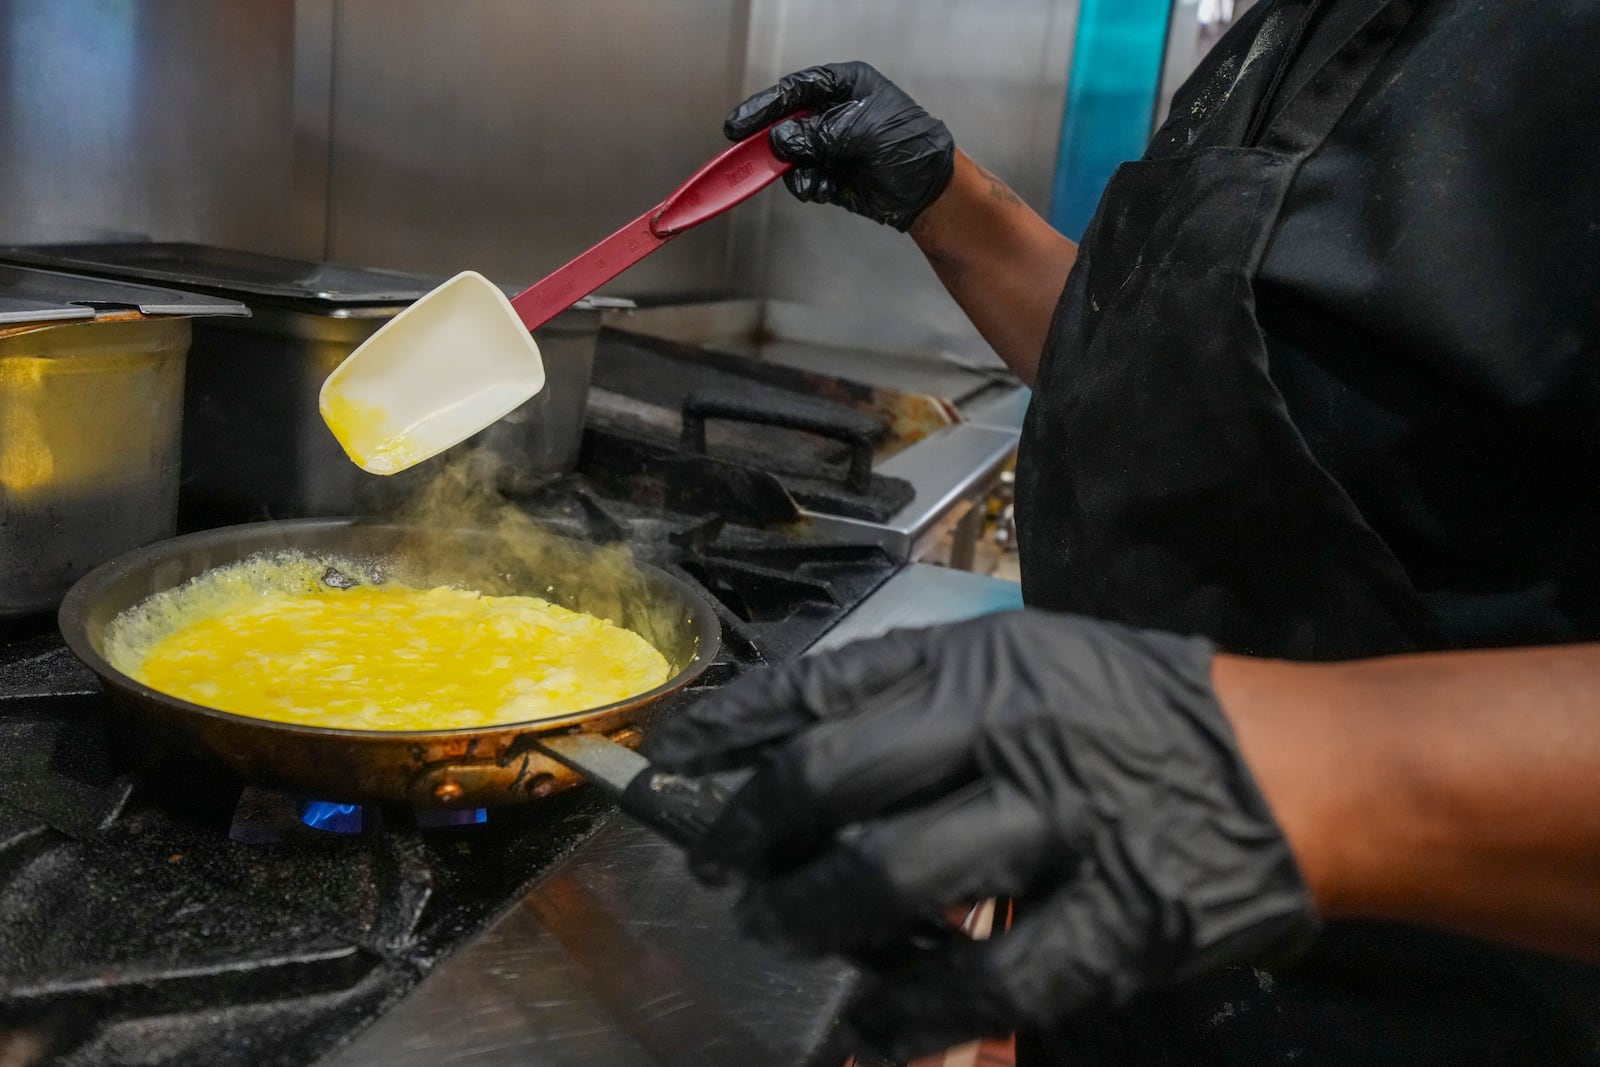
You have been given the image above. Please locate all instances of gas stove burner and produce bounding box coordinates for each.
[301,800,364,833]
[0,475,900,1066]
[413,806,488,828]
[226,789,493,843]
[229,785,336,843]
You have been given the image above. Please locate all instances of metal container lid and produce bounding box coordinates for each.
[0,264,249,326]
[0,242,632,314]
[0,242,441,304]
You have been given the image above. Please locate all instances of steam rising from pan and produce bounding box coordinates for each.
[379,452,693,666]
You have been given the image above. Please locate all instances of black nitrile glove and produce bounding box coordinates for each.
[724,61,955,231]
[644,611,1318,1060]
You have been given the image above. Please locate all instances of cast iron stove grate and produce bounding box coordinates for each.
[0,481,896,1066]
[512,476,894,665]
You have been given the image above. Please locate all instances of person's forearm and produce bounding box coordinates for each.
[1215,645,1600,962]
[909,151,1077,386]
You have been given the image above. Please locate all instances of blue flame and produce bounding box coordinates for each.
[415,807,488,828]
[300,801,363,833]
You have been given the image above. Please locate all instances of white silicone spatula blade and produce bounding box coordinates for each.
[318,270,545,475]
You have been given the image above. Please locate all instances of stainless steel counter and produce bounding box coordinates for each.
[808,564,1025,653]
[321,818,859,1067]
[963,386,1033,432]
[606,300,1014,412]
[324,567,1024,1067]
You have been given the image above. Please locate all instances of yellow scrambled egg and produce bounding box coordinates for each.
[127,580,671,731]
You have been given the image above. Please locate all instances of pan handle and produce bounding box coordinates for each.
[532,731,730,849]
[535,732,973,965]
[619,767,732,850]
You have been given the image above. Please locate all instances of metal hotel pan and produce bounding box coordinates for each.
[57,519,721,811]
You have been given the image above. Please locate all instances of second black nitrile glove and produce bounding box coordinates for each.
[725,61,955,230]
[645,610,1318,1060]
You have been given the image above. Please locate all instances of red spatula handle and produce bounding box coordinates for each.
[509,123,795,333]
[651,127,793,237]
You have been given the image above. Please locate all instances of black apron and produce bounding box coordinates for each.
[1016,0,1438,660]
[1012,0,1600,1062]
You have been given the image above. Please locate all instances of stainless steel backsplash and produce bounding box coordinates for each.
[0,0,1080,348]
[0,0,327,258]
[733,0,1080,361]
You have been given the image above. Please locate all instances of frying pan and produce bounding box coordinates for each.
[57,518,725,818]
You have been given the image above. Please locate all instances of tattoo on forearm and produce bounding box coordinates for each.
[976,163,1025,207]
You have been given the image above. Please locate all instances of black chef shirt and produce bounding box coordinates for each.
[1020,2,1600,1064]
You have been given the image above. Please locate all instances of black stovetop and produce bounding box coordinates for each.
[0,479,895,1066]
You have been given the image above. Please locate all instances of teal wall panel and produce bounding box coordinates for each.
[1049,0,1172,240]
